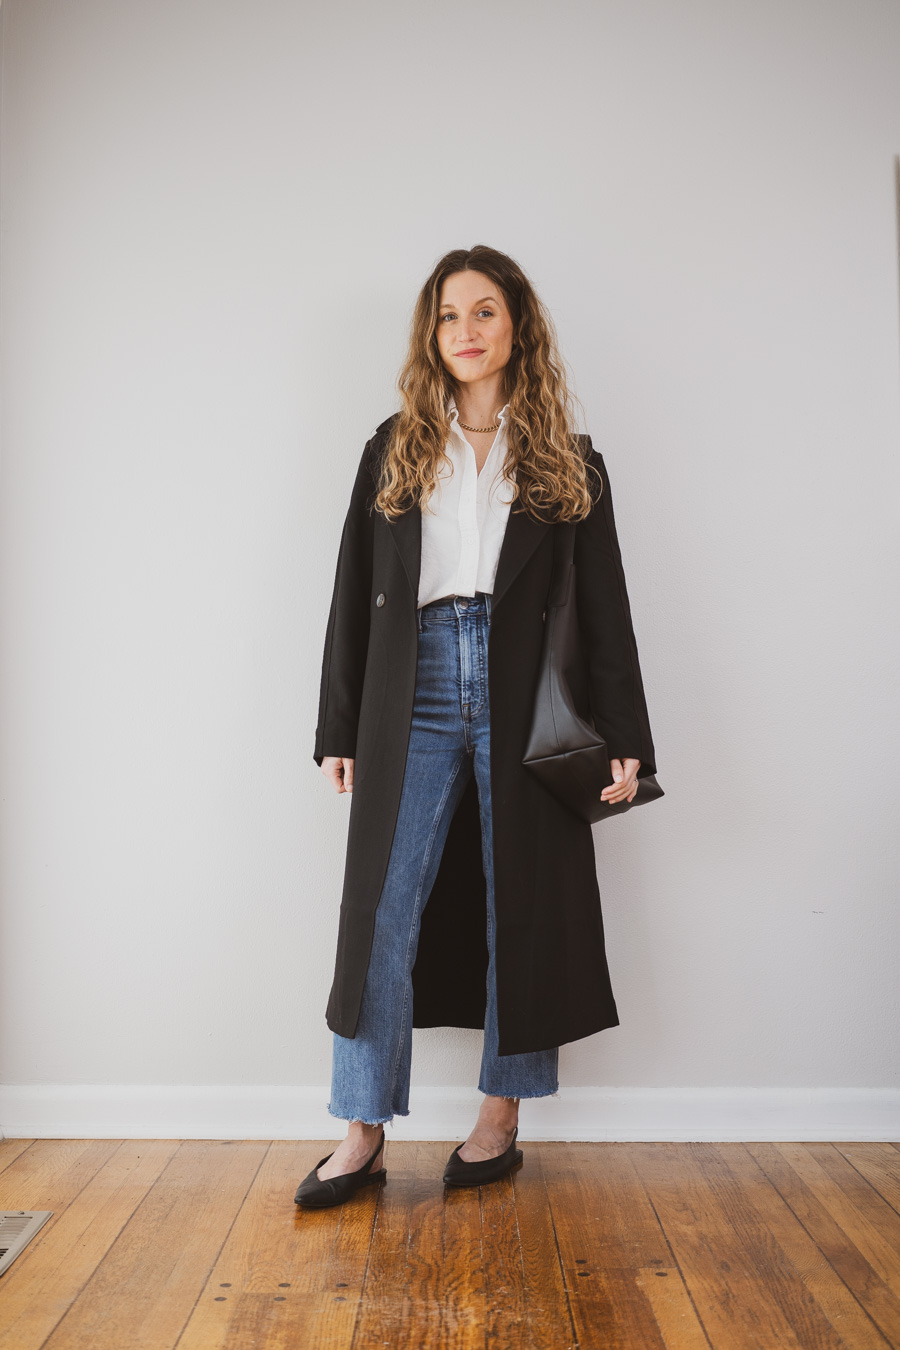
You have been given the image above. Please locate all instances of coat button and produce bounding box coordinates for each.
[376,592,385,607]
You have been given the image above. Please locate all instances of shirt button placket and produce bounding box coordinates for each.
[458,445,478,597]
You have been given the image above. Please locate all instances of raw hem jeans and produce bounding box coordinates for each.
[327,591,559,1126]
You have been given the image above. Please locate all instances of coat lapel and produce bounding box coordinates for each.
[491,505,551,608]
[387,501,550,612]
[387,504,421,602]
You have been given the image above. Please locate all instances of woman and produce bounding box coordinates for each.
[295,245,656,1209]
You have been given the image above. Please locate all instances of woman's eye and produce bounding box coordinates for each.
[439,309,494,323]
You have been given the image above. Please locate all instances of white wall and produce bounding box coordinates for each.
[1,0,898,1140]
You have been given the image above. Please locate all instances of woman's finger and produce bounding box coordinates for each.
[601,758,638,802]
[601,768,641,804]
[320,755,354,794]
[600,757,625,801]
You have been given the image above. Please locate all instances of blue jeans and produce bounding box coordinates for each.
[328,590,560,1125]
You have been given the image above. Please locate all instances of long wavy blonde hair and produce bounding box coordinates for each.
[374,245,601,523]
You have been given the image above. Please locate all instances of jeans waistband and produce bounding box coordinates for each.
[418,591,492,617]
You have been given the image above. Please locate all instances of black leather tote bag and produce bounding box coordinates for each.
[522,521,664,824]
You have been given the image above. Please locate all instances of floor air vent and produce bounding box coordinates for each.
[0,1211,53,1277]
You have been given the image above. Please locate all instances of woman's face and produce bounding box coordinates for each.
[435,270,515,390]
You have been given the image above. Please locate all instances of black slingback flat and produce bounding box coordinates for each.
[294,1127,386,1209]
[442,1125,523,1188]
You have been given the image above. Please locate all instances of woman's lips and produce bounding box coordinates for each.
[455,349,485,358]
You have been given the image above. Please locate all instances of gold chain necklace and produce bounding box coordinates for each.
[458,415,501,433]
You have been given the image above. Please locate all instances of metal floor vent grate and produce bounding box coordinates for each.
[0,1211,53,1277]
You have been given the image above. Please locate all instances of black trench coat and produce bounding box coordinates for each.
[313,413,657,1057]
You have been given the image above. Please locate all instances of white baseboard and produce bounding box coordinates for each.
[0,1085,897,1141]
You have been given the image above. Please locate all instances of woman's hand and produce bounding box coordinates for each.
[321,756,355,794]
[600,757,640,805]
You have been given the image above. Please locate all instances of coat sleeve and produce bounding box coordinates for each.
[313,439,378,767]
[573,439,657,778]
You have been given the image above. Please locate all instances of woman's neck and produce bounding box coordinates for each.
[453,381,506,428]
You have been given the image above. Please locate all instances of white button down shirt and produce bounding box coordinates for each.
[417,397,517,609]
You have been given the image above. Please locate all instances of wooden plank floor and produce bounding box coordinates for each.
[0,1138,898,1348]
